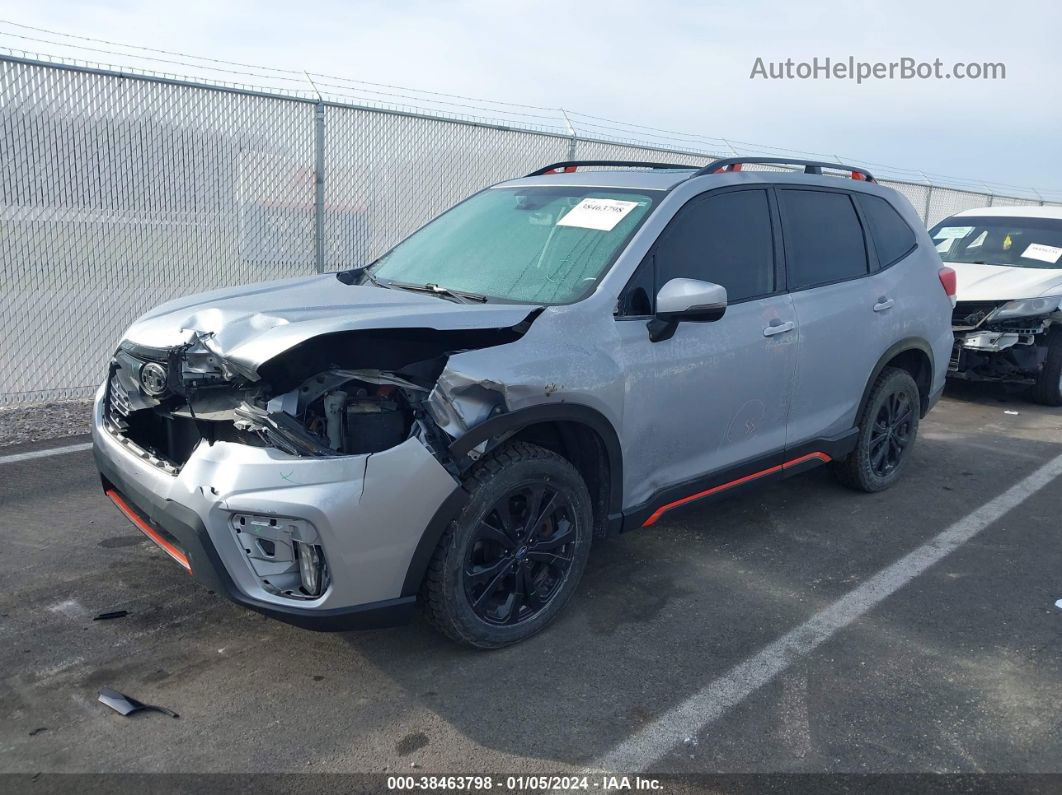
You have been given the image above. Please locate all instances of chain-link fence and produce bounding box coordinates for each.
[2,54,1059,405]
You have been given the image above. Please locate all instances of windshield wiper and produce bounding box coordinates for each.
[384,281,488,304]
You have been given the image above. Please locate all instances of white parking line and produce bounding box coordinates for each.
[592,450,1062,774]
[0,442,92,465]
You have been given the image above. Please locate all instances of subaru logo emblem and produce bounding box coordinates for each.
[139,361,168,396]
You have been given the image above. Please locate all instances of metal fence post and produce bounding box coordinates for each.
[313,101,326,272]
[923,185,933,225]
[560,108,577,160]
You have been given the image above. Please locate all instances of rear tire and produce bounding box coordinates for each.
[1032,328,1062,406]
[421,441,592,649]
[833,367,921,493]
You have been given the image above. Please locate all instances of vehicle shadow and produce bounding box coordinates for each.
[336,423,1062,768]
[943,379,1034,407]
[334,530,711,766]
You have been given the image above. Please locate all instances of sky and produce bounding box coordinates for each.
[1,0,1059,197]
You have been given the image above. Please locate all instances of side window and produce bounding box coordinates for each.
[653,189,775,303]
[857,194,917,268]
[779,189,869,290]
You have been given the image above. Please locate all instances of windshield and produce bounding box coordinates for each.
[929,215,1062,269]
[368,186,659,304]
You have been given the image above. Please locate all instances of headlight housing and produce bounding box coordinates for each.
[989,295,1062,321]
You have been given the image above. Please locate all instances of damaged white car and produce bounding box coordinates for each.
[95,158,952,648]
[933,206,1062,404]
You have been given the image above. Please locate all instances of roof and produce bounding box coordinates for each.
[953,205,1062,220]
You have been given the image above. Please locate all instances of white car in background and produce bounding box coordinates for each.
[932,206,1062,405]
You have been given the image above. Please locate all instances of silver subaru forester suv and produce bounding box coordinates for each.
[93,157,955,648]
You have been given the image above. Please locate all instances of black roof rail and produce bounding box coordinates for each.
[694,157,875,182]
[526,160,697,177]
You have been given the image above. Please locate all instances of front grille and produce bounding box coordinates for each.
[104,353,257,472]
[103,362,195,475]
[952,301,1001,329]
[107,372,131,428]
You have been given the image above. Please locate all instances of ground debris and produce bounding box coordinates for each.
[98,688,179,719]
[92,610,129,621]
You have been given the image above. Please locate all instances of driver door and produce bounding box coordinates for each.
[613,187,798,515]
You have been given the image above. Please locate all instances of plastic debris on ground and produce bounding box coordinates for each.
[92,610,129,621]
[97,688,179,719]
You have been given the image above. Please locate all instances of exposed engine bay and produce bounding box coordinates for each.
[949,300,1059,384]
[103,323,533,474]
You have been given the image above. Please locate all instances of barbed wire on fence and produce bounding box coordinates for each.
[1,18,1059,202]
[2,32,1062,405]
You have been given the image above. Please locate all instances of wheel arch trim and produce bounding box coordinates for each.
[402,403,625,598]
[859,338,935,421]
[448,403,624,516]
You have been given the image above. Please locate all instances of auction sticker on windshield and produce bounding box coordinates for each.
[933,225,974,254]
[933,226,974,239]
[557,198,640,231]
[1022,243,1062,264]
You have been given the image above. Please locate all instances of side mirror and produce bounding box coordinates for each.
[648,278,727,342]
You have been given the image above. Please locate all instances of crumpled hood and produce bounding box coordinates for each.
[122,274,539,374]
[947,261,1062,301]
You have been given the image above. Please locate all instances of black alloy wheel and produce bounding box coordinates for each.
[422,441,592,649]
[463,483,576,626]
[833,366,921,493]
[868,389,915,477]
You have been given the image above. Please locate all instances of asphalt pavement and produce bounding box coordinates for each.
[1,383,1060,779]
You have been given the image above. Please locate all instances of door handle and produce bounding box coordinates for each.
[763,320,795,337]
[873,297,895,312]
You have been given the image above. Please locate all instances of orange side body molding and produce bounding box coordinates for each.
[642,452,832,527]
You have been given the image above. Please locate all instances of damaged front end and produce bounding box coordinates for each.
[949,298,1062,384]
[103,323,535,475]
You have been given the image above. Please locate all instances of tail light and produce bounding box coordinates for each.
[938,266,957,307]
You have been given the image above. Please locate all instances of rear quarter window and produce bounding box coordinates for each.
[857,194,917,268]
[779,189,869,290]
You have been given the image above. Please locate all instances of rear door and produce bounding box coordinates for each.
[778,187,879,446]
[614,187,798,509]
[855,191,921,354]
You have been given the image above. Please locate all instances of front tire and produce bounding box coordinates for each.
[422,441,592,649]
[1032,329,1062,406]
[833,366,921,493]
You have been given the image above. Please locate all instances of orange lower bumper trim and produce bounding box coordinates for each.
[104,488,191,573]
